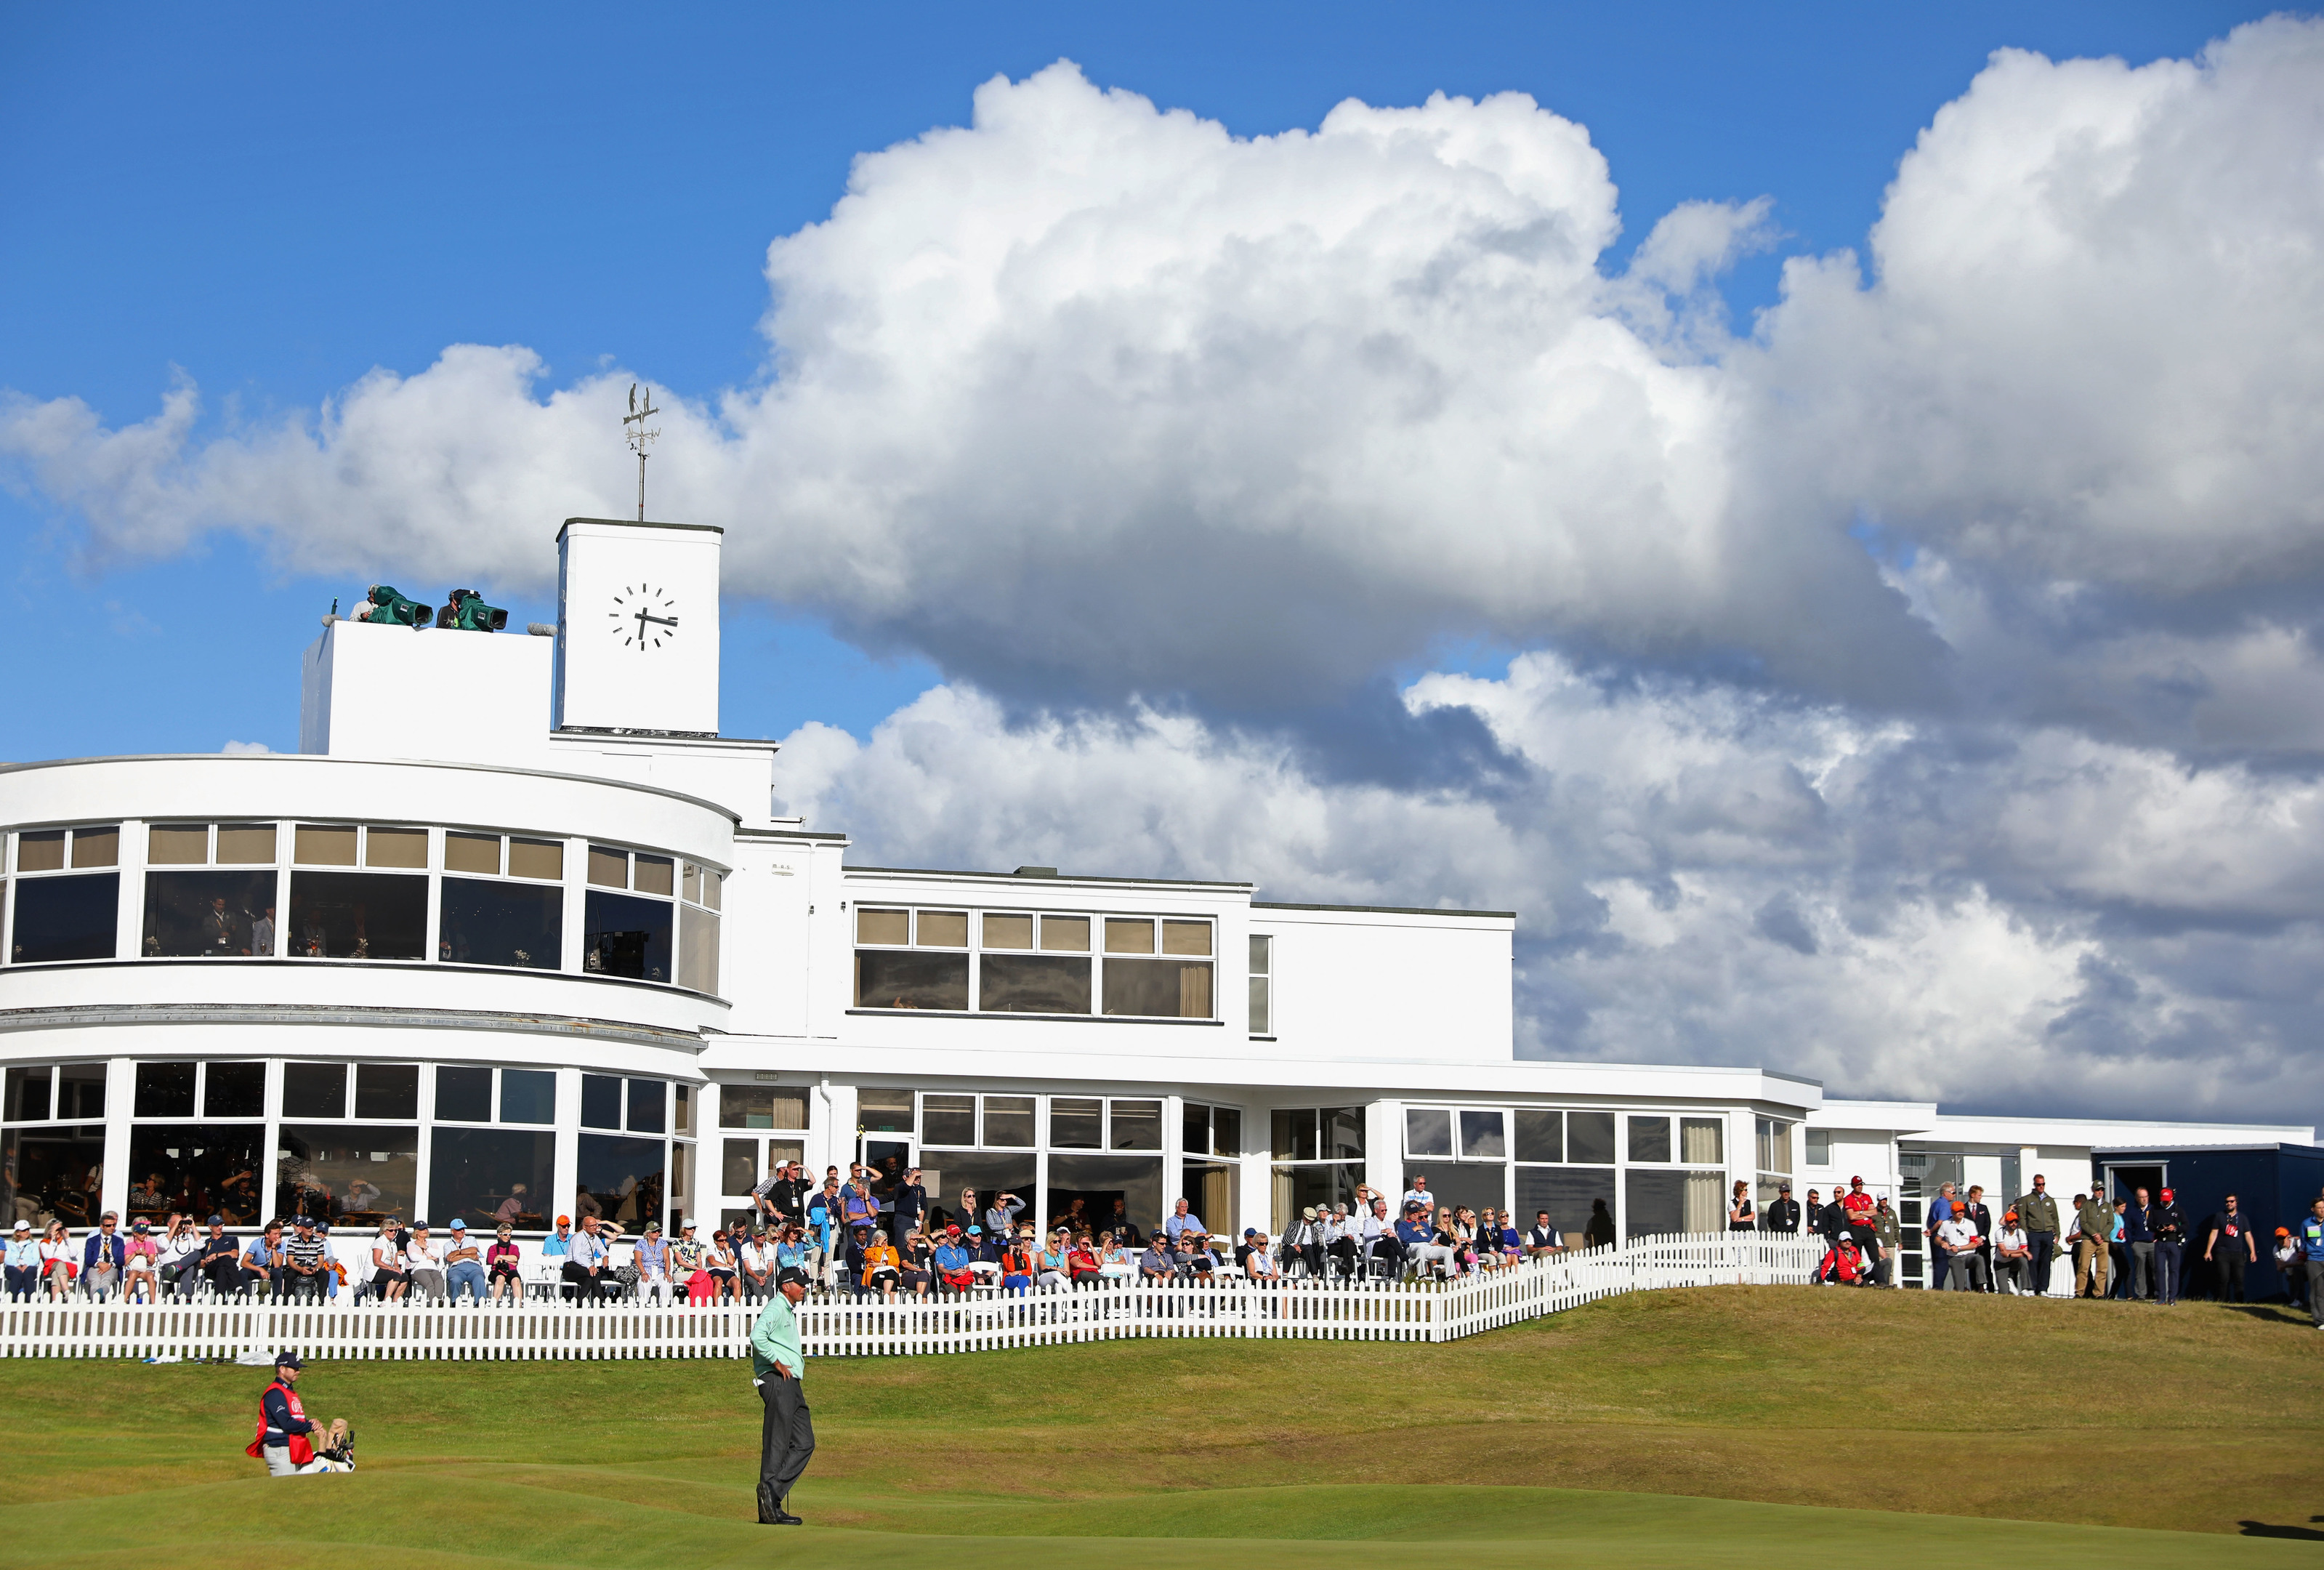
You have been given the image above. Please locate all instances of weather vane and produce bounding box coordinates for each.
[623,381,661,522]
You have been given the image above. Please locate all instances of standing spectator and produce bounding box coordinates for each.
[283,1216,330,1303]
[486,1223,523,1302]
[39,1220,77,1298]
[1841,1179,1877,1257]
[1760,1182,1801,1234]
[404,1223,445,1300]
[2294,1198,2324,1330]
[806,1182,840,1283]
[839,1166,878,1232]
[2074,1190,2117,1299]
[241,1220,287,1301]
[1815,1190,1848,1261]
[564,1215,608,1302]
[1584,1199,1616,1251]
[981,1190,1027,1239]
[2013,1175,2062,1297]
[2109,1196,2134,1301]
[1800,1189,1823,1260]
[1964,1187,1996,1294]
[1526,1211,1565,1259]
[1163,1198,1204,1246]
[2203,1194,2257,1303]
[1401,1175,1434,1214]
[2121,1188,2157,1303]
[1872,1198,1901,1289]
[1924,1183,1958,1292]
[891,1169,928,1241]
[81,1212,126,1300]
[1992,1212,2033,1295]
[2274,1229,2302,1308]
[443,1219,488,1305]
[1102,1198,1138,1247]
[1937,1206,1987,1291]
[368,1218,408,1303]
[2150,1187,2188,1307]
[1727,1181,1756,1233]
[5,1219,40,1298]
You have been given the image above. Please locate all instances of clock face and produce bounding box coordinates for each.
[608,584,680,651]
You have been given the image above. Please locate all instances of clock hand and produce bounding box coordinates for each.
[639,613,679,627]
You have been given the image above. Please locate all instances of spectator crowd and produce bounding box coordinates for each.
[9,1163,2320,1329]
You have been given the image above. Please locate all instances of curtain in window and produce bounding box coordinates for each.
[1680,1119,1722,1164]
[1684,1171,1725,1234]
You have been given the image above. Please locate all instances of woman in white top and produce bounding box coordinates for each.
[371,1220,408,1303]
[39,1222,78,1299]
[157,1215,202,1297]
[1097,1231,1134,1279]
[1991,1215,2033,1295]
[1243,1238,1278,1281]
[404,1225,445,1300]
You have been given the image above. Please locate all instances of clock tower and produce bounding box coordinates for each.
[552,517,722,735]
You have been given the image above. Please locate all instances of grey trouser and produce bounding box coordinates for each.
[2129,1241,2154,1298]
[1995,1256,2030,1294]
[2307,1260,2324,1327]
[756,1374,815,1515]
[262,1444,332,1476]
[1947,1251,1988,1291]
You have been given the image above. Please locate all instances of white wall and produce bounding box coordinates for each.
[302,618,554,768]
[1255,905,1513,1065]
[554,520,722,735]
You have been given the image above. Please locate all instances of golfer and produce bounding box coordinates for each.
[751,1265,814,1524]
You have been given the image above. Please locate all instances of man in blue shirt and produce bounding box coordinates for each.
[749,1268,813,1524]
[1163,1199,1203,1245]
[2298,1198,2324,1330]
[931,1227,972,1292]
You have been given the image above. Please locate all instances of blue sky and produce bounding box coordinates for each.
[0,1,2269,753]
[5,4,2320,1122]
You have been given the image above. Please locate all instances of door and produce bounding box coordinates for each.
[859,1136,916,1229]
[2104,1164,2165,1206]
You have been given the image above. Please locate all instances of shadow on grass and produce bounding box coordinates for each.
[2238,1517,2324,1541]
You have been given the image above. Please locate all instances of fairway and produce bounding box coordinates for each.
[2,1286,2319,1567]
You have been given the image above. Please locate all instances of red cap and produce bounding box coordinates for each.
[2160,1188,2173,1200]
[1850,1175,1863,1185]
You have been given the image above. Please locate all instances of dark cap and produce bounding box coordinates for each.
[274,1351,304,1369]
[208,1214,226,1225]
[775,1267,809,1287]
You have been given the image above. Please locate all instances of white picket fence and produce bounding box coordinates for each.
[0,1231,1825,1363]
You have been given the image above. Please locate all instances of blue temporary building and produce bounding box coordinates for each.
[2090,1142,2324,1301]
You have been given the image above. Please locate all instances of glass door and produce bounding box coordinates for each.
[858,1135,916,1231]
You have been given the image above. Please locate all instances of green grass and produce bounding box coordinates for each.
[3,1286,2320,1568]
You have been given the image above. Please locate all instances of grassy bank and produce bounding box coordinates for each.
[1,1286,2317,1566]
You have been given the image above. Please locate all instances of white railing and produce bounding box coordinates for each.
[0,1232,1826,1362]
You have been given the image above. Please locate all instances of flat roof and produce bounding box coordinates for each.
[844,865,1253,890]
[1254,900,1517,919]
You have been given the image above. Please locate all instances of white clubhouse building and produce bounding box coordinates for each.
[1,518,2308,1287]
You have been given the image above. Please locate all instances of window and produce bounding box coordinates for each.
[921,1093,975,1148]
[1403,1108,1453,1159]
[203,1061,265,1119]
[354,1063,419,1120]
[581,1074,666,1135]
[135,1062,196,1119]
[3,1063,105,1124]
[288,826,429,961]
[438,837,563,973]
[141,824,279,959]
[858,1087,913,1134]
[1567,1111,1617,1165]
[500,1069,556,1125]
[283,1063,347,1121]
[980,954,1090,1013]
[1270,1106,1363,1231]
[719,1086,809,1131]
[1756,1116,1793,1175]
[1514,1109,1562,1163]
[1110,1099,1163,1151]
[677,861,722,994]
[1681,1119,1724,1164]
[1516,1168,1613,1242]
[1184,1101,1243,1159]
[1626,1168,1727,1239]
[276,1124,418,1226]
[854,907,968,1010]
[576,1135,666,1229]
[4,1123,108,1228]
[130,1124,270,1225]
[582,848,674,983]
[629,1078,666,1133]
[435,1066,493,1123]
[983,1095,1035,1148]
[1458,1110,1506,1161]
[1806,1128,1831,1166]
[1051,1096,1102,1150]
[1102,917,1214,1018]
[429,1127,554,1230]
[10,827,121,965]
[4,1066,52,1123]
[582,1074,622,1130]
[1628,1116,1672,1164]
[1249,934,1271,1034]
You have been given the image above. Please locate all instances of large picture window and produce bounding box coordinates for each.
[128,1124,269,1226]
[275,1124,419,1226]
[12,873,118,964]
[584,890,671,983]
[428,1128,554,1230]
[143,870,277,958]
[439,877,561,970]
[576,1132,665,1229]
[289,870,427,960]
[1,1124,107,1228]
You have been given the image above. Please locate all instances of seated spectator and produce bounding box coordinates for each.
[1283,1208,1324,1277]
[1821,1233,1869,1285]
[932,1225,975,1293]
[633,1220,671,1303]
[283,1216,331,1303]
[1993,1212,2033,1295]
[1068,1235,1103,1285]
[1396,1204,1451,1279]
[708,1228,741,1301]
[1038,1231,1072,1288]
[1525,1211,1564,1259]
[860,1229,902,1300]
[82,1212,125,1300]
[738,1227,773,1303]
[671,1222,710,1304]
[1097,1231,1134,1278]
[898,1227,935,1297]
[486,1224,523,1301]
[1163,1198,1203,1245]
[39,1220,77,1300]
[775,1222,811,1282]
[1138,1234,1175,1281]
[1001,1234,1036,1295]
[1244,1234,1279,1281]
[157,1215,203,1298]
[368,1219,408,1303]
[1102,1198,1139,1247]
[1937,1209,1987,1291]
[442,1219,488,1305]
[7,1219,41,1299]
[242,1220,287,1301]
[404,1223,446,1300]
